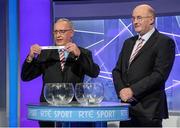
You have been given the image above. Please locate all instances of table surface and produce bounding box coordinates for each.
[28,101,129,107]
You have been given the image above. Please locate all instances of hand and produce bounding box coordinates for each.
[29,44,41,59]
[119,87,133,102]
[65,42,81,57]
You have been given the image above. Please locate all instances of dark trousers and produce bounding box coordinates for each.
[39,121,55,127]
[120,116,162,127]
[39,121,98,127]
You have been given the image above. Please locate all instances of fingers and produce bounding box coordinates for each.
[120,92,129,102]
[65,42,74,52]
[29,44,41,58]
[119,88,134,102]
[65,42,80,57]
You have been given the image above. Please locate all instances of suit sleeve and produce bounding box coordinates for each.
[131,38,175,99]
[21,58,42,81]
[112,43,126,98]
[75,48,100,78]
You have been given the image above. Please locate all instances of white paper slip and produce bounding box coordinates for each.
[41,46,65,50]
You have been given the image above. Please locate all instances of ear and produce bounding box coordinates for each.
[70,29,74,37]
[150,17,154,25]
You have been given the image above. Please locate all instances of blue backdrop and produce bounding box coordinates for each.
[72,16,180,110]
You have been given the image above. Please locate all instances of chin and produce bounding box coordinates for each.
[56,42,65,46]
[134,28,140,32]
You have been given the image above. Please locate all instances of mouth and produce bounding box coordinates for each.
[55,39,66,46]
[56,38,63,41]
[56,37,64,42]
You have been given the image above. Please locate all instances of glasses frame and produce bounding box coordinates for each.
[53,29,72,35]
[132,16,152,22]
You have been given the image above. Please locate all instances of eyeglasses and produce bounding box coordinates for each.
[132,16,152,22]
[53,29,72,35]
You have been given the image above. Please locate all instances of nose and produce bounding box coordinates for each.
[132,18,138,24]
[56,31,62,36]
[56,32,64,38]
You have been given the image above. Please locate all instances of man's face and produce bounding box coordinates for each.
[53,21,74,46]
[132,6,154,36]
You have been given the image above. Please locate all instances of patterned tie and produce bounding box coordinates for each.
[59,49,65,71]
[129,38,144,64]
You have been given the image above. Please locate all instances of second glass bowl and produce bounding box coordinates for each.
[75,83,104,105]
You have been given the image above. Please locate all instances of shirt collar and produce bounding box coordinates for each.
[139,27,155,43]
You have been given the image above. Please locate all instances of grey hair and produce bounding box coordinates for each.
[55,18,74,29]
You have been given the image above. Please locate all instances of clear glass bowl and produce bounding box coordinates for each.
[44,83,74,105]
[75,83,104,105]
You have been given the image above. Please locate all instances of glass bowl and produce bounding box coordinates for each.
[75,83,104,105]
[44,83,74,105]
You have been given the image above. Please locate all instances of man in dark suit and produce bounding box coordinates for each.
[21,18,100,127]
[112,4,175,127]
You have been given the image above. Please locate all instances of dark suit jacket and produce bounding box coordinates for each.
[112,29,175,119]
[21,47,100,102]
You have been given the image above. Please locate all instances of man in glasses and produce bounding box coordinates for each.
[21,18,100,127]
[112,4,175,127]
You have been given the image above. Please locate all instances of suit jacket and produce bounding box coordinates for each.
[21,47,100,102]
[112,29,175,119]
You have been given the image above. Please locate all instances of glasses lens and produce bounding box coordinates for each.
[54,29,71,34]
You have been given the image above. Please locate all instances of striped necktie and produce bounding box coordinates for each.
[59,49,65,71]
[129,38,144,64]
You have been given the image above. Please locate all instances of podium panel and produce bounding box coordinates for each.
[27,102,129,123]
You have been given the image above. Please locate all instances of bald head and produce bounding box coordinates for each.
[133,4,155,18]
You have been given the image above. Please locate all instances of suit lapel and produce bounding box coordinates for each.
[126,36,138,67]
[129,30,159,66]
